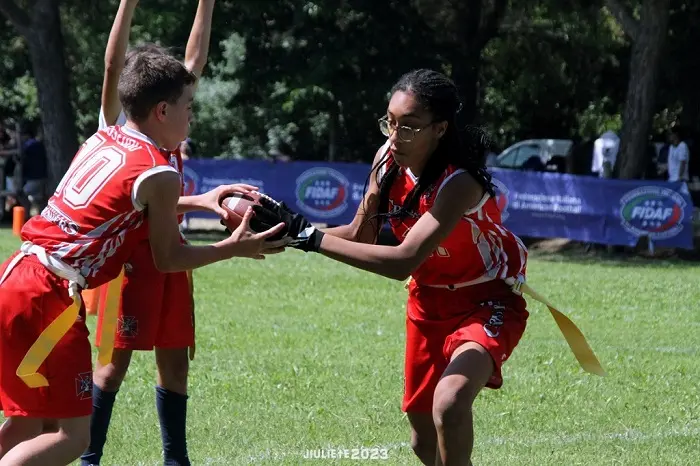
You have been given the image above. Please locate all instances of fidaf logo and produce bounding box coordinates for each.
[295,167,349,219]
[620,186,686,240]
[491,178,510,222]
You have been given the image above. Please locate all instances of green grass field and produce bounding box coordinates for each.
[1,229,699,465]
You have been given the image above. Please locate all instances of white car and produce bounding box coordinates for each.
[490,139,573,172]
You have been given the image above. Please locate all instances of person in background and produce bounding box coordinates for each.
[591,130,619,178]
[667,127,690,182]
[179,138,194,160]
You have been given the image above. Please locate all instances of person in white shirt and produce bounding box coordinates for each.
[591,130,619,178]
[667,128,689,182]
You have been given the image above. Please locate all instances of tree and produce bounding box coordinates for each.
[480,0,628,149]
[207,0,441,162]
[605,0,670,179]
[0,0,79,188]
[412,0,509,124]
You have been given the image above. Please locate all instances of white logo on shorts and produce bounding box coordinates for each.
[483,306,505,338]
[75,372,93,400]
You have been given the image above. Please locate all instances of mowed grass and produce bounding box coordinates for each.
[1,229,700,465]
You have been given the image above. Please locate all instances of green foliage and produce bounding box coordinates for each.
[0,19,34,122]
[1,0,698,159]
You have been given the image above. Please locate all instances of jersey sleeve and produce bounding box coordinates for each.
[131,164,179,212]
[98,106,128,130]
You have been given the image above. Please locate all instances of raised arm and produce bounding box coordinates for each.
[101,0,139,127]
[184,0,215,87]
[257,170,486,280]
[318,172,484,280]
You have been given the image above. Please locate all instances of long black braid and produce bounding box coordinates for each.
[366,69,494,238]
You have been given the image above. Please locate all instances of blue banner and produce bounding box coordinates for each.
[182,159,370,226]
[182,160,695,249]
[490,168,695,249]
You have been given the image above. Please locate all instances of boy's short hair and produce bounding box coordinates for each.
[125,42,170,64]
[118,51,196,122]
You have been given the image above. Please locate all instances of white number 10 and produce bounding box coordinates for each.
[55,135,126,210]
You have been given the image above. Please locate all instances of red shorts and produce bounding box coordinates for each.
[402,280,528,413]
[95,240,194,351]
[0,254,93,418]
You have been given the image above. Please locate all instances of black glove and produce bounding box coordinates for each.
[219,202,287,241]
[252,197,324,252]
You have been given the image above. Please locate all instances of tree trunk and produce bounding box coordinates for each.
[411,0,507,126]
[615,0,670,179]
[451,50,481,124]
[328,101,338,162]
[0,0,78,190]
[680,94,700,136]
[26,0,79,190]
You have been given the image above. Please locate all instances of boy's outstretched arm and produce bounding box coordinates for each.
[138,171,286,272]
[101,0,139,127]
[184,0,215,88]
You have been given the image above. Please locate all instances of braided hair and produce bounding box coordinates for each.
[372,69,494,227]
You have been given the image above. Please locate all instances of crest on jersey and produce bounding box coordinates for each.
[620,186,686,240]
[117,316,139,338]
[75,372,93,400]
[491,177,510,222]
[295,167,349,219]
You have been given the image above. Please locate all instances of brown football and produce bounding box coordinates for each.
[219,191,264,231]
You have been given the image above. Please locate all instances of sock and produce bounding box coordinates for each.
[156,386,190,466]
[80,384,118,466]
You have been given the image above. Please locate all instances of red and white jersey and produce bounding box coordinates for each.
[99,107,186,221]
[21,126,178,288]
[165,148,186,226]
[381,156,528,287]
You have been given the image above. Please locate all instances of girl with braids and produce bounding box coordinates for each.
[257,69,529,465]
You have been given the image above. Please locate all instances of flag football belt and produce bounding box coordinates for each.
[0,242,124,388]
[405,276,606,377]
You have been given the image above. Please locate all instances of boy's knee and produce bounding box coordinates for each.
[156,350,189,388]
[94,350,132,391]
[60,416,92,456]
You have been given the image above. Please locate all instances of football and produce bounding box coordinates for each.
[219,191,265,231]
[219,191,286,241]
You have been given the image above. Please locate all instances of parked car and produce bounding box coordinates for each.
[489,139,573,173]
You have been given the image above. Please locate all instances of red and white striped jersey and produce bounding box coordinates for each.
[21,126,178,288]
[382,156,528,287]
[98,107,186,223]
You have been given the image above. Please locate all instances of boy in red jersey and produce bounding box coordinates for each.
[255,69,528,466]
[0,51,284,466]
[82,2,219,465]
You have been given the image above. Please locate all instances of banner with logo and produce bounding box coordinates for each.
[490,168,695,249]
[182,160,694,249]
[182,159,370,225]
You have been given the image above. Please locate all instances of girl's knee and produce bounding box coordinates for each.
[432,378,478,429]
